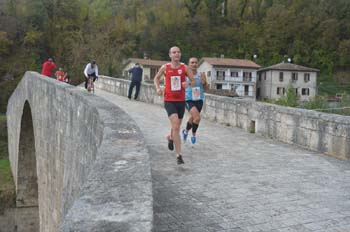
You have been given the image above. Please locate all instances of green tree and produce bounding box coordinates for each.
[0,32,13,56]
[276,84,299,107]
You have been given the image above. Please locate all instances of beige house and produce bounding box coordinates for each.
[123,58,168,81]
[257,62,319,101]
[198,57,261,98]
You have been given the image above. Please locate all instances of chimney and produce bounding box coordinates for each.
[143,51,149,59]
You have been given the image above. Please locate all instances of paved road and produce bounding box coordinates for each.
[97,89,350,232]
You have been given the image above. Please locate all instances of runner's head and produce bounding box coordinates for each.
[169,46,181,62]
[188,57,198,71]
[91,60,96,68]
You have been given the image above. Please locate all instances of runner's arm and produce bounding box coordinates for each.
[154,65,165,95]
[200,72,209,90]
[185,65,196,87]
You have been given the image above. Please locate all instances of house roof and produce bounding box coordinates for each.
[124,58,168,68]
[258,62,319,72]
[200,57,261,69]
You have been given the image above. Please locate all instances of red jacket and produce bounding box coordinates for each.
[41,61,57,77]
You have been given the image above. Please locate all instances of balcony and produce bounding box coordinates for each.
[213,75,255,83]
[243,76,252,82]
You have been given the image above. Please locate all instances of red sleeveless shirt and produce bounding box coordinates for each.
[164,63,186,101]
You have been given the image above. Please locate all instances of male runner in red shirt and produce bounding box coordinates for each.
[154,46,196,164]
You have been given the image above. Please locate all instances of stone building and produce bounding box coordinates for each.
[198,57,261,99]
[257,62,319,101]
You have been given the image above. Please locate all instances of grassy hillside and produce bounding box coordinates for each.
[317,73,350,96]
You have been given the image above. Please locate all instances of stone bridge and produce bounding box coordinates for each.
[6,72,152,231]
[6,72,350,231]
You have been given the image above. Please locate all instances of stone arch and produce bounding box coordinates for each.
[16,101,38,208]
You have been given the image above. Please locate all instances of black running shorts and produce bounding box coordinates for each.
[185,100,203,113]
[164,101,186,119]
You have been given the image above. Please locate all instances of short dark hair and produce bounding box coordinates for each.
[91,60,96,64]
[135,63,140,65]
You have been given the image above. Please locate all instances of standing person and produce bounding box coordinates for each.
[84,60,98,89]
[154,46,196,164]
[127,63,143,100]
[182,57,209,144]
[41,58,57,77]
[55,67,66,82]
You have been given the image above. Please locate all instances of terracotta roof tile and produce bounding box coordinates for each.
[125,58,168,67]
[258,62,319,72]
[200,57,261,69]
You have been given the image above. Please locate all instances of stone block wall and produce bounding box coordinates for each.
[97,76,350,160]
[7,72,153,231]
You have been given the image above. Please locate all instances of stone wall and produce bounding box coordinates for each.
[7,72,153,231]
[0,207,39,232]
[96,76,350,160]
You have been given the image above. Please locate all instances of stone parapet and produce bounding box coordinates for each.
[97,76,350,160]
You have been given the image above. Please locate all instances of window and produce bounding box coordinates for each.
[292,72,298,82]
[279,72,284,82]
[243,72,252,78]
[263,72,266,80]
[304,73,310,82]
[123,71,128,78]
[207,71,211,77]
[277,87,285,95]
[302,88,309,96]
[243,72,252,82]
[217,70,225,77]
[216,83,222,89]
[150,68,158,80]
[258,74,261,81]
[244,85,249,96]
[230,71,238,77]
[294,88,298,95]
[217,71,225,80]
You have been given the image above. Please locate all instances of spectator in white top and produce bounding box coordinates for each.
[84,60,98,89]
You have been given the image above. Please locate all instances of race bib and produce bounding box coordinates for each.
[170,76,181,91]
[192,87,201,100]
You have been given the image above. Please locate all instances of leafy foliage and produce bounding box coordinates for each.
[0,0,350,113]
[276,84,298,107]
[304,96,329,110]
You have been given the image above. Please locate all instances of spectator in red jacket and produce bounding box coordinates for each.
[41,58,57,77]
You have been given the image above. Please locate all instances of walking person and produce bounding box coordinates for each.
[182,57,209,144]
[128,63,143,100]
[41,58,57,77]
[154,46,196,164]
[84,60,98,90]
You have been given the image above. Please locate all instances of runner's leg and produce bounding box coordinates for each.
[169,114,182,155]
[190,106,201,136]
